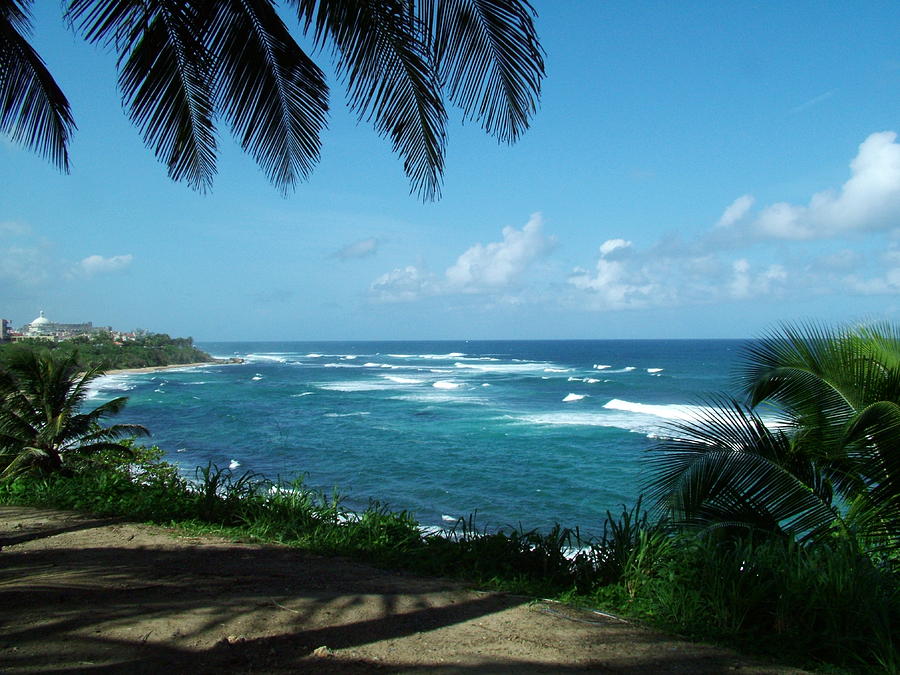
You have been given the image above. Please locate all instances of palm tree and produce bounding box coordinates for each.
[1,0,545,200]
[0,348,148,478]
[646,322,900,551]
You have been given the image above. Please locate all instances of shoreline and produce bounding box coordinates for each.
[101,357,243,377]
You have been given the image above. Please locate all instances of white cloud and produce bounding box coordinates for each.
[370,265,435,302]
[334,237,379,260]
[0,245,53,287]
[79,254,133,277]
[445,213,555,292]
[568,239,667,310]
[371,214,555,302]
[729,259,787,299]
[0,221,31,237]
[716,195,755,228]
[752,131,900,239]
[568,241,790,310]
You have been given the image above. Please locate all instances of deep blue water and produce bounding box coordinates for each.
[88,340,746,534]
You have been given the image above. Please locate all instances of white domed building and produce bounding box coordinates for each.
[13,311,100,341]
[27,310,53,336]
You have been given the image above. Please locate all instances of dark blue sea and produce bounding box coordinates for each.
[87,340,746,534]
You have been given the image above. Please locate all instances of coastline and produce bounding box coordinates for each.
[101,357,243,377]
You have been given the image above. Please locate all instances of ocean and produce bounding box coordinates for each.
[87,340,746,535]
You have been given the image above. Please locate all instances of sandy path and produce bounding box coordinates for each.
[0,506,808,673]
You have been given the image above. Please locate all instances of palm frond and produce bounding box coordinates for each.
[646,397,844,543]
[418,0,543,142]
[0,0,75,171]
[294,0,447,200]
[207,0,328,194]
[68,0,217,190]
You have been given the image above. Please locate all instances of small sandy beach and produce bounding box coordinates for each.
[101,359,243,377]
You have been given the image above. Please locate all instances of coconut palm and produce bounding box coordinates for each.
[0,0,76,171]
[0,349,148,478]
[1,0,544,200]
[647,322,900,551]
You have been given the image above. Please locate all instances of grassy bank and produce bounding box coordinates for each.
[1,446,896,674]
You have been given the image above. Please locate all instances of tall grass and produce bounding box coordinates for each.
[0,449,896,673]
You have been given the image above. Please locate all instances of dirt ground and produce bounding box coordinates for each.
[0,506,810,673]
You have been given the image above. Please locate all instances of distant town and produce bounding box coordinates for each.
[0,310,139,344]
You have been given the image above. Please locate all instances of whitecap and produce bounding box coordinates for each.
[603,398,704,422]
[481,383,491,387]
[291,392,314,397]
[453,361,548,374]
[228,459,240,470]
[382,375,423,384]
[316,381,395,392]
[323,363,360,368]
[245,353,287,363]
[544,368,571,373]
[593,364,611,370]
[442,514,458,523]
[84,374,136,399]
[568,376,583,382]
[342,355,358,360]
[305,353,323,358]
[251,375,263,381]
[584,378,601,384]
[563,393,587,402]
[433,380,462,389]
[387,354,413,358]
[647,368,664,373]
[324,412,371,417]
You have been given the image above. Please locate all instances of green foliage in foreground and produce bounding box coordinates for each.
[0,332,213,371]
[648,321,900,552]
[1,449,897,674]
[0,350,148,478]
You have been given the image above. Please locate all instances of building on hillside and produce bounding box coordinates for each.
[0,319,10,342]
[13,310,110,342]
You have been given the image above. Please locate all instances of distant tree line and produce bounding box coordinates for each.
[0,333,213,371]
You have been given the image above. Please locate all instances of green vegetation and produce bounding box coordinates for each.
[1,332,213,371]
[648,322,900,552]
[0,349,148,478]
[0,324,898,673]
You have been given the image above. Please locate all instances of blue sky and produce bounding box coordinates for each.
[2,1,900,341]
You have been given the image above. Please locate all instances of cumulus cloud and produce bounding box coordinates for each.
[445,213,555,292]
[728,259,787,299]
[371,214,555,302]
[334,237,379,260]
[716,195,755,228]
[568,239,671,310]
[744,131,900,240]
[568,240,790,311]
[370,265,435,302]
[78,254,133,277]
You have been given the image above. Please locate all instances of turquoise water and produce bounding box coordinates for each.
[87,340,745,534]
